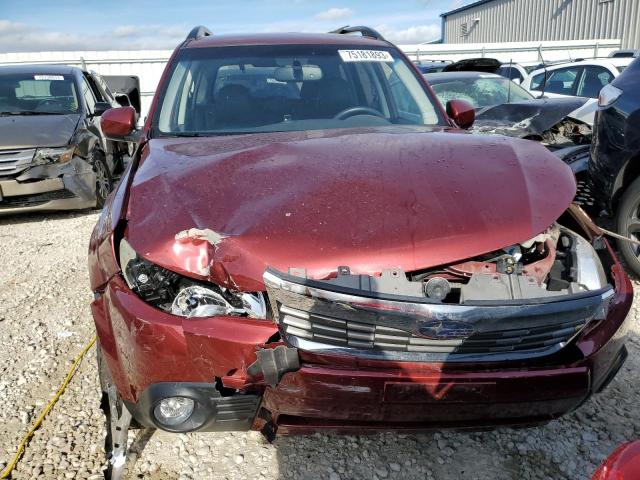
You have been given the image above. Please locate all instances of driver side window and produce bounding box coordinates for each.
[80,77,97,114]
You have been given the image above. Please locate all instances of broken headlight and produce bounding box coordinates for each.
[32,146,74,166]
[118,238,266,319]
[573,233,608,291]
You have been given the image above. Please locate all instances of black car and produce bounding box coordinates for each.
[413,60,452,74]
[589,57,640,274]
[0,65,135,214]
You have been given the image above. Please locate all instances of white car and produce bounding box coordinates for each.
[521,58,633,124]
[496,61,545,85]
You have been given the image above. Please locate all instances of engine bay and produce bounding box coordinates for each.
[298,224,609,304]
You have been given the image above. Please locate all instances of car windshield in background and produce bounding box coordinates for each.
[0,74,80,115]
[429,76,533,110]
[155,45,444,136]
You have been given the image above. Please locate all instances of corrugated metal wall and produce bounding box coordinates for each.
[444,0,640,49]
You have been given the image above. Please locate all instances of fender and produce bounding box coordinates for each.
[553,145,591,176]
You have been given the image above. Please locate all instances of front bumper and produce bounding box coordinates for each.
[92,241,633,434]
[0,157,96,215]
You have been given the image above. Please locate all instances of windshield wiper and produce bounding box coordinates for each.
[171,132,205,137]
[169,131,250,137]
[0,111,67,116]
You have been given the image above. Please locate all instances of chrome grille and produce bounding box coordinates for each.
[264,268,613,362]
[0,149,35,176]
[278,304,588,355]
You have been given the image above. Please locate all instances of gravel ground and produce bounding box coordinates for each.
[0,210,638,480]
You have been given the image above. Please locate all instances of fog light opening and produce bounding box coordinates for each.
[153,396,195,426]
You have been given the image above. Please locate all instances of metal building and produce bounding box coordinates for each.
[442,0,640,50]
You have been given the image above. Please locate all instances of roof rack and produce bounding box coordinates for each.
[330,26,386,41]
[186,26,212,42]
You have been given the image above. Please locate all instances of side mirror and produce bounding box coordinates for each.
[446,99,475,129]
[101,106,138,141]
[93,101,111,117]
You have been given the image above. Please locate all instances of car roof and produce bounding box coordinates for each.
[0,64,81,75]
[527,58,632,77]
[183,32,389,49]
[424,71,503,82]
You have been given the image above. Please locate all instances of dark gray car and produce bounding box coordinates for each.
[0,64,134,214]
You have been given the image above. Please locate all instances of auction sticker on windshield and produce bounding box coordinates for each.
[339,50,394,62]
[34,75,65,81]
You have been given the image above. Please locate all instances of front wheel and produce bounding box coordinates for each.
[94,154,113,209]
[616,176,640,276]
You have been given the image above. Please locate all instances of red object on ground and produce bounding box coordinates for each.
[593,441,640,480]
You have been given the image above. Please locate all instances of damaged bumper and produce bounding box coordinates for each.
[263,268,614,363]
[92,237,632,434]
[0,156,95,214]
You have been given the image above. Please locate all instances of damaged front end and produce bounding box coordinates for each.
[90,128,631,439]
[91,207,632,438]
[0,147,96,214]
[264,223,612,363]
[472,98,592,150]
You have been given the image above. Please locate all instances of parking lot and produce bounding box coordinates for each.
[0,210,638,480]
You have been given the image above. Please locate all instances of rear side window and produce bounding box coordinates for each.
[530,66,581,95]
[496,66,523,83]
[577,66,614,98]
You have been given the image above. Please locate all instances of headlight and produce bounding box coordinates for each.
[598,84,622,108]
[574,234,607,291]
[32,146,75,166]
[119,237,267,319]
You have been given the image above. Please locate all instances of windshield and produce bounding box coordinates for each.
[154,45,444,136]
[0,73,80,115]
[429,76,533,109]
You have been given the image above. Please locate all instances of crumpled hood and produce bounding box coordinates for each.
[0,114,80,149]
[126,127,576,291]
[473,97,588,138]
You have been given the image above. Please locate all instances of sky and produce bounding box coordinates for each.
[0,0,473,52]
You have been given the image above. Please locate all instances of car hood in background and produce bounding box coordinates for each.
[125,127,576,291]
[0,114,80,149]
[472,97,589,138]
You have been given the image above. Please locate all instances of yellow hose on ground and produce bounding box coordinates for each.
[0,335,97,479]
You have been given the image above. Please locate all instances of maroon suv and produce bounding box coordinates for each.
[88,26,633,477]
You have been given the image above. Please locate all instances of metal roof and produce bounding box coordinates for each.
[441,0,497,17]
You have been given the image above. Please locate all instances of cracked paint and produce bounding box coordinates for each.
[175,228,227,247]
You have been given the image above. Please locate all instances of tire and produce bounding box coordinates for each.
[616,175,640,276]
[94,153,113,209]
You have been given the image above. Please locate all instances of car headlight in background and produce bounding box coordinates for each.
[119,237,267,319]
[32,146,75,166]
[598,84,623,108]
